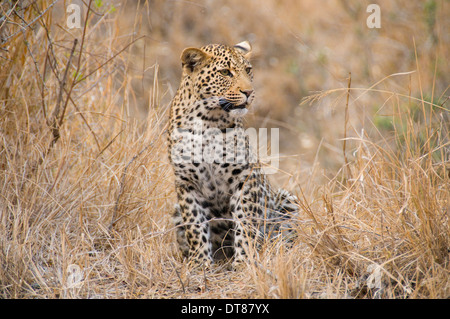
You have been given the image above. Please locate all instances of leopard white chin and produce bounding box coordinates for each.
[230,108,248,117]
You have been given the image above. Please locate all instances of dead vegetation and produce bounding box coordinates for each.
[0,0,448,298]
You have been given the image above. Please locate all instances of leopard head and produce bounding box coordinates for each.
[180,41,254,117]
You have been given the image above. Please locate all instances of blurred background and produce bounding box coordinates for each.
[65,0,448,177]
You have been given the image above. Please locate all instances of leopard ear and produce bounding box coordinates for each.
[234,41,252,59]
[180,47,211,74]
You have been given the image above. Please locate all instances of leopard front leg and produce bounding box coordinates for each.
[176,185,213,268]
[230,187,262,268]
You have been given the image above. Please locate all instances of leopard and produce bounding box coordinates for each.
[167,41,298,269]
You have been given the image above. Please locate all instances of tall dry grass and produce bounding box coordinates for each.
[1,0,175,298]
[0,0,448,298]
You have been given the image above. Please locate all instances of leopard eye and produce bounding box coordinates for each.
[245,67,252,75]
[219,69,233,77]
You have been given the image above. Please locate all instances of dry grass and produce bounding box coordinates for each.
[0,0,448,298]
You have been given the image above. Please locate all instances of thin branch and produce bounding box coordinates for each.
[22,31,47,92]
[171,262,186,295]
[44,0,93,158]
[46,38,78,155]
[343,72,352,181]
[57,0,93,127]
[40,43,50,120]
[36,7,101,152]
[66,93,102,151]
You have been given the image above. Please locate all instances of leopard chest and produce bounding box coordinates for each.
[175,161,228,198]
[174,160,250,215]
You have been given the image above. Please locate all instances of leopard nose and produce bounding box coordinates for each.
[240,89,254,98]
